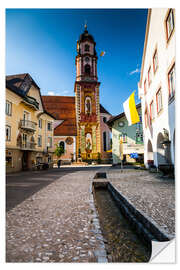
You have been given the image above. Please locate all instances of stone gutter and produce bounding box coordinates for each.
[88,179,108,263]
[93,180,173,244]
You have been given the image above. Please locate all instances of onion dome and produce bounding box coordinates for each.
[79,23,95,42]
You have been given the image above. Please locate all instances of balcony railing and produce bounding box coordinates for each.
[20,120,37,131]
[18,141,36,150]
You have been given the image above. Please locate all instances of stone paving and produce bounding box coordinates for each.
[106,167,175,237]
[6,166,175,262]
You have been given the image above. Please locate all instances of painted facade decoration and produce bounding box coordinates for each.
[138,9,175,169]
[74,25,101,161]
[6,73,55,173]
[85,96,92,114]
[107,104,144,164]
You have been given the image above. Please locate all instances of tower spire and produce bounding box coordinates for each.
[84,20,87,31]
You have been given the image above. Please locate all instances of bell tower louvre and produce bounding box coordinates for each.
[74,24,101,161]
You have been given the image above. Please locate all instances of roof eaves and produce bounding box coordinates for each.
[139,9,152,88]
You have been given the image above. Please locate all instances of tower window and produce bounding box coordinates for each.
[103,132,107,151]
[85,56,90,62]
[103,117,107,123]
[85,64,91,75]
[85,44,90,52]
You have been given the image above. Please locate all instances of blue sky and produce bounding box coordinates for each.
[6,8,148,115]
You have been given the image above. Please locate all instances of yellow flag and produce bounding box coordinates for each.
[123,92,140,126]
[100,51,105,57]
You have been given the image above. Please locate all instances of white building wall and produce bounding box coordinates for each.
[139,8,175,168]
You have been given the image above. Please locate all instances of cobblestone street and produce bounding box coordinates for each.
[6,166,175,262]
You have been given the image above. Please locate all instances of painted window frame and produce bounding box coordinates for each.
[23,110,30,120]
[39,118,42,129]
[47,122,52,131]
[38,135,42,147]
[144,79,147,95]
[165,9,175,42]
[150,100,155,121]
[48,137,52,148]
[153,49,158,74]
[6,100,12,116]
[6,125,11,141]
[144,110,148,128]
[148,66,152,87]
[156,88,163,114]
[168,63,175,100]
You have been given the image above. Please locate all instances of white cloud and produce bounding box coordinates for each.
[47,90,71,96]
[129,68,140,75]
[47,91,55,96]
[62,90,69,95]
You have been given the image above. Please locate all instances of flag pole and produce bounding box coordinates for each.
[119,138,123,173]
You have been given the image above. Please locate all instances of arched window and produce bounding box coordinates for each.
[85,44,90,52]
[85,64,90,75]
[103,132,107,151]
[85,96,91,114]
[59,141,65,152]
[103,117,107,123]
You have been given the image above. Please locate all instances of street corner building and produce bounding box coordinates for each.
[6,73,56,173]
[42,25,112,164]
[138,8,175,172]
[107,104,144,165]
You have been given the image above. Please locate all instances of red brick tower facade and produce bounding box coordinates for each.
[75,25,101,161]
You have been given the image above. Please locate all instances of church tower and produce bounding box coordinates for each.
[75,24,101,161]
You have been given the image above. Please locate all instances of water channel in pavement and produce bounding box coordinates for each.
[94,187,152,262]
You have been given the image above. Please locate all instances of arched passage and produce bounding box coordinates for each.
[147,140,154,165]
[157,132,168,165]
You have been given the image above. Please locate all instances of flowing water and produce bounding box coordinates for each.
[94,188,151,262]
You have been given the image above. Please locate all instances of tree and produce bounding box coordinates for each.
[54,144,65,160]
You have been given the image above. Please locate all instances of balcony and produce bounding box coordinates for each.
[18,141,36,150]
[20,120,37,131]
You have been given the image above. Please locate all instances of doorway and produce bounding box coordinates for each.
[22,151,29,170]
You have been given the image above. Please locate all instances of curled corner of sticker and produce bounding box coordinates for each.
[150,239,175,263]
